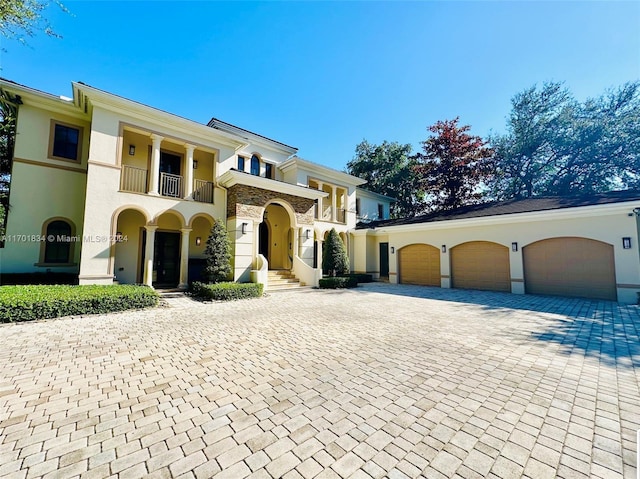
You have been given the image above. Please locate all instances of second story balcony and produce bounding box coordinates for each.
[120,166,214,203]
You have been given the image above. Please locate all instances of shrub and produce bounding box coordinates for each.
[0,284,159,323]
[322,228,349,277]
[319,276,358,289]
[191,281,263,301]
[203,220,233,283]
[341,273,373,283]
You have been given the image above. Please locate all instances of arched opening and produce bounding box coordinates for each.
[113,208,146,284]
[150,212,184,287]
[261,203,294,270]
[189,215,214,284]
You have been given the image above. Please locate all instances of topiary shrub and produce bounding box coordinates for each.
[340,273,373,283]
[319,277,358,289]
[190,281,263,301]
[322,228,349,277]
[0,284,159,323]
[203,219,232,283]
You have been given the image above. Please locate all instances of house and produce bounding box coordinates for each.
[2,77,640,304]
[0,78,380,290]
[353,192,640,303]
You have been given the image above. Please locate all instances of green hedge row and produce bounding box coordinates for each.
[191,282,264,301]
[0,284,159,323]
[319,276,358,289]
[341,273,373,283]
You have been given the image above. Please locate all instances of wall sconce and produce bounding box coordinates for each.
[128,145,135,156]
[623,237,632,249]
[193,160,198,169]
[511,242,518,252]
[195,237,201,246]
[305,229,310,240]
[241,223,248,235]
[390,246,395,254]
[441,245,447,253]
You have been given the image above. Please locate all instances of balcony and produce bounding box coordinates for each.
[120,165,148,194]
[314,204,346,223]
[336,208,346,223]
[193,179,214,203]
[160,172,183,198]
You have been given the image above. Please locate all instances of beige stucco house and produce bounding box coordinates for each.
[0,79,387,291]
[2,77,640,304]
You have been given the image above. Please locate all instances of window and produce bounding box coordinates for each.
[49,121,82,161]
[44,220,72,263]
[356,198,361,216]
[378,203,384,219]
[250,155,260,176]
[237,156,245,172]
[265,163,274,179]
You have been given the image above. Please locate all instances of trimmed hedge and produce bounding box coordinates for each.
[191,282,264,301]
[319,276,358,289]
[341,273,373,283]
[0,284,159,323]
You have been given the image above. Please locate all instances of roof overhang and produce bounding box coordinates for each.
[280,157,367,187]
[218,170,328,201]
[371,201,640,235]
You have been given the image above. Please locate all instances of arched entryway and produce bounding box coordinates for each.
[260,202,295,270]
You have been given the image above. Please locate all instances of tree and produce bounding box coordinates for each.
[413,118,494,211]
[0,0,66,44]
[0,87,19,239]
[488,81,640,199]
[322,228,349,277]
[347,140,425,218]
[203,220,232,283]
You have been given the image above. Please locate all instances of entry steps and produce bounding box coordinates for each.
[267,270,305,292]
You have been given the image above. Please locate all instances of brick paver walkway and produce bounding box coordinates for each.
[1,283,639,478]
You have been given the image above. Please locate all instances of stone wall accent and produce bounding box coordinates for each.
[227,184,316,225]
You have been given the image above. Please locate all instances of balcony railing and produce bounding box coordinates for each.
[193,179,214,203]
[160,172,183,198]
[336,208,346,223]
[120,165,148,193]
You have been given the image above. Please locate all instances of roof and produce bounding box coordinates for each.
[207,117,297,153]
[358,190,640,229]
[280,156,367,187]
[356,187,396,202]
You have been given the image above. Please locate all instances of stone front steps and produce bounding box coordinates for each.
[266,270,305,291]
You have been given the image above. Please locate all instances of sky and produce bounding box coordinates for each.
[1,1,639,171]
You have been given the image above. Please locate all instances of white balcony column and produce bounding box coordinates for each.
[331,185,337,222]
[149,134,164,195]
[184,144,195,200]
[317,239,323,271]
[178,228,192,289]
[143,225,158,286]
[316,181,323,220]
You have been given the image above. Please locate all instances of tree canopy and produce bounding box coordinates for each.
[414,118,494,211]
[0,0,65,44]
[347,140,424,218]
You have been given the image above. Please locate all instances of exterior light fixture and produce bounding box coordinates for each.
[390,246,395,254]
[193,160,198,169]
[441,245,447,253]
[241,222,248,235]
[305,229,310,240]
[128,145,135,156]
[623,237,632,249]
[195,237,201,246]
[512,242,518,252]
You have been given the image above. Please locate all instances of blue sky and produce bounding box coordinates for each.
[1,1,639,171]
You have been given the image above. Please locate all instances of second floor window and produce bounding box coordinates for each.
[378,203,384,219]
[238,156,245,172]
[250,155,260,176]
[50,121,81,161]
[265,163,274,179]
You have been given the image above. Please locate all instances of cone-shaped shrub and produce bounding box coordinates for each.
[204,220,232,283]
[322,228,349,277]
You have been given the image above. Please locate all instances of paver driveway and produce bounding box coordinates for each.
[1,283,639,479]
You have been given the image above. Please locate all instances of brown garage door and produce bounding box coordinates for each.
[451,241,511,292]
[523,237,616,301]
[399,244,441,286]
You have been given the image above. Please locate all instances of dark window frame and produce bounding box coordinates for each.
[48,120,83,162]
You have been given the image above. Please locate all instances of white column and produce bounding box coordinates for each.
[143,225,157,286]
[331,185,337,222]
[184,144,195,200]
[317,182,323,220]
[317,240,323,272]
[149,134,164,195]
[178,228,191,289]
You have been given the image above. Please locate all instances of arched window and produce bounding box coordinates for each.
[250,155,260,176]
[44,220,72,263]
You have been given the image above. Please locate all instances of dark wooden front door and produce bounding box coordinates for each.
[154,232,181,287]
[380,242,389,278]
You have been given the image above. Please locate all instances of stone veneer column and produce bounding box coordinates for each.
[149,134,164,195]
[143,225,157,286]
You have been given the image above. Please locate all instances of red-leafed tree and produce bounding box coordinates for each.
[414,118,494,212]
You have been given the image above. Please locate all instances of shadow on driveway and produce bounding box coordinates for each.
[341,282,640,369]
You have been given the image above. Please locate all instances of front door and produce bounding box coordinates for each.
[380,242,389,278]
[154,232,181,287]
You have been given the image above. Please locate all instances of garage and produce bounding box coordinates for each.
[451,241,511,292]
[523,237,616,301]
[398,244,441,286]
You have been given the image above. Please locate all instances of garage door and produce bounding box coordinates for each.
[399,244,441,286]
[451,241,511,292]
[523,237,616,301]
